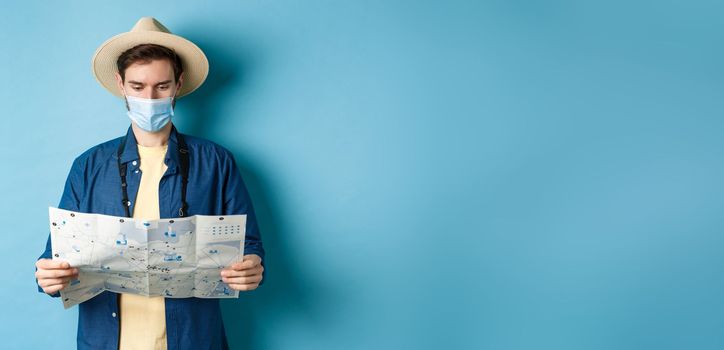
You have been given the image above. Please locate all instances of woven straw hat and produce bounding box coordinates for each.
[91,17,208,98]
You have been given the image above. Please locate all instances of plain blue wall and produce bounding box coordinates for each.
[2,0,724,349]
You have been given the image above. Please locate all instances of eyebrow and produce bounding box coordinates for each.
[128,80,173,86]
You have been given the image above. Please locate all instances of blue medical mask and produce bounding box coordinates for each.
[124,94,175,132]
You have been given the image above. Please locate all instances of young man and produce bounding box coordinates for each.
[34,17,265,350]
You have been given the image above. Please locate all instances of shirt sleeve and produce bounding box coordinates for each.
[37,156,84,297]
[221,150,267,286]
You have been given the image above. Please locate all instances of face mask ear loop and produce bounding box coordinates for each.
[171,92,179,109]
[122,87,130,111]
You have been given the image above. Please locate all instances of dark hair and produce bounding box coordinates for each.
[116,44,184,82]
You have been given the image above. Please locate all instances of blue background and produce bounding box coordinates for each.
[1,1,724,349]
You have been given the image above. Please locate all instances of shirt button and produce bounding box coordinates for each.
[132,161,137,166]
[134,170,139,174]
[112,312,117,318]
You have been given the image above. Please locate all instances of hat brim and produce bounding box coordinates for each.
[92,31,209,98]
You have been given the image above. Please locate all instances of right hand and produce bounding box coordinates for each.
[35,259,79,295]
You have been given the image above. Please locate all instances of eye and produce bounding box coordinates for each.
[158,85,169,90]
[132,86,142,91]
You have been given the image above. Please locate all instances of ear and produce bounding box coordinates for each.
[114,72,125,96]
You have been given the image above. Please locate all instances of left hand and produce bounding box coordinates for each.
[221,254,264,291]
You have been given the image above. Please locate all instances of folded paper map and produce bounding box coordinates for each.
[48,207,246,308]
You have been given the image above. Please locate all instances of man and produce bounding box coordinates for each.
[34,17,265,350]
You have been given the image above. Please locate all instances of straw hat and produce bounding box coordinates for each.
[91,17,209,98]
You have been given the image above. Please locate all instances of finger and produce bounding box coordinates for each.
[234,256,261,270]
[229,261,251,270]
[38,276,75,287]
[221,265,263,278]
[35,268,78,279]
[36,268,78,279]
[44,282,70,294]
[36,259,71,270]
[222,274,262,285]
[228,283,259,291]
[240,254,262,268]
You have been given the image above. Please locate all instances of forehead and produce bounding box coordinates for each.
[123,59,175,82]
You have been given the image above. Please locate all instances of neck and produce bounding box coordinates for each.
[132,122,173,147]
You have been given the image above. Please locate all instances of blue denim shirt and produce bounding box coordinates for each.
[37,125,265,350]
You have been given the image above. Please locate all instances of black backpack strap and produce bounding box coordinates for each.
[117,138,132,218]
[177,133,190,217]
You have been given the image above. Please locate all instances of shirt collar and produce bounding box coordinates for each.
[118,124,181,172]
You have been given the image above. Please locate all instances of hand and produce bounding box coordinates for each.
[221,254,263,291]
[35,259,79,295]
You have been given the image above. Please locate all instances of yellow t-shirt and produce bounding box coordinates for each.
[119,143,169,350]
